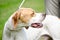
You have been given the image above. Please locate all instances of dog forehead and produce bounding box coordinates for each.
[21,10,33,14]
[19,8,34,14]
[29,14,42,22]
[32,13,42,19]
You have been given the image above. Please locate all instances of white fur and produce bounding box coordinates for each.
[43,15,60,40]
[2,14,28,40]
[25,13,60,40]
[25,27,49,40]
[25,13,50,40]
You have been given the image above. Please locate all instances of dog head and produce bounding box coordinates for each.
[29,13,46,28]
[12,8,35,29]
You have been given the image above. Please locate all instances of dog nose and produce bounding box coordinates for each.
[42,13,46,17]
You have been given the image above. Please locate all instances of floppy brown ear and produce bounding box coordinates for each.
[12,11,20,29]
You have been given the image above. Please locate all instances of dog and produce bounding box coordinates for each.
[2,8,35,40]
[26,13,60,40]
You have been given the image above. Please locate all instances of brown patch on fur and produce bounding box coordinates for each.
[12,8,35,29]
[19,8,35,23]
[31,11,35,17]
[12,11,21,29]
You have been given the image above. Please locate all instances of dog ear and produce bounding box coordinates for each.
[12,11,21,29]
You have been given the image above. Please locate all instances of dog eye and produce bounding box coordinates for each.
[31,12,34,17]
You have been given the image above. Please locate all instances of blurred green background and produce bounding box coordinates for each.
[0,0,45,40]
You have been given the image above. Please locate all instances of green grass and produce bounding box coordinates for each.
[0,0,45,40]
[22,0,45,12]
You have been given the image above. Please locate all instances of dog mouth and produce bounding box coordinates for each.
[31,23,43,28]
